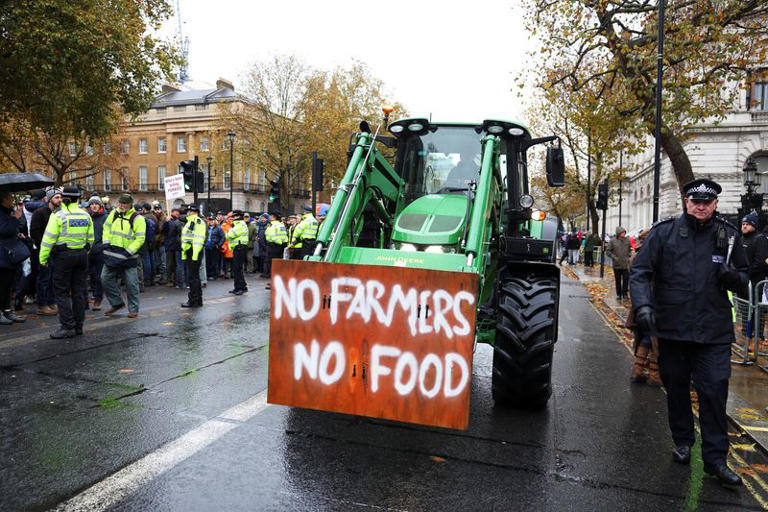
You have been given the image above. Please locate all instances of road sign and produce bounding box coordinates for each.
[164,174,185,200]
[267,260,478,430]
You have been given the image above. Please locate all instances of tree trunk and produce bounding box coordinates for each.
[588,200,600,235]
[660,127,694,194]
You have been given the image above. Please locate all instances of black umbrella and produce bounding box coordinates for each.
[0,172,54,192]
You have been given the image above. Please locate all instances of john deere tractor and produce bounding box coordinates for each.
[268,115,565,428]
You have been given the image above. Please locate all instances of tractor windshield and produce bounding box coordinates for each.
[399,126,483,200]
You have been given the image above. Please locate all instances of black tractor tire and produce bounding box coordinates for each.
[492,274,558,408]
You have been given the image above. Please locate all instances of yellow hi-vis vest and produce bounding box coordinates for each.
[39,203,94,265]
[226,220,249,248]
[181,213,206,261]
[291,213,318,249]
[102,207,146,254]
[265,220,288,245]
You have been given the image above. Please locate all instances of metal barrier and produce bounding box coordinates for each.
[732,282,755,365]
[753,280,768,372]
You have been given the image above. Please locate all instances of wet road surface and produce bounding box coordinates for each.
[1,275,765,511]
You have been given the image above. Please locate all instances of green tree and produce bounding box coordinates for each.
[0,0,180,180]
[522,0,768,192]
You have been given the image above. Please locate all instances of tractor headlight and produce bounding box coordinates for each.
[399,243,418,252]
[408,123,424,132]
[390,124,404,134]
[508,127,525,136]
[424,245,444,254]
[487,125,504,134]
[519,194,535,208]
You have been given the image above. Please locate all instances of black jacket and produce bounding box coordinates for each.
[90,211,107,255]
[0,206,20,269]
[629,212,748,344]
[742,230,768,288]
[162,218,183,252]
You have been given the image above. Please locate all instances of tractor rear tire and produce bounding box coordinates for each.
[492,274,558,408]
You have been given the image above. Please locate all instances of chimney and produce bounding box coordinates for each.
[162,84,181,93]
[216,78,234,91]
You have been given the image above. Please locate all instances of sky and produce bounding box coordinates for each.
[167,0,534,123]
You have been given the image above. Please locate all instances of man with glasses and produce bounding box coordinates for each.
[630,178,748,486]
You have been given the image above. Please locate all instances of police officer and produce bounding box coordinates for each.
[291,205,319,259]
[39,187,94,339]
[264,210,287,290]
[226,210,249,295]
[630,178,748,486]
[740,212,768,292]
[181,204,205,308]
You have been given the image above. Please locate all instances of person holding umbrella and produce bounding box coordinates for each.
[0,191,28,325]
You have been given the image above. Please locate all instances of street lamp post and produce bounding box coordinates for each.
[740,157,764,227]
[228,130,235,211]
[206,155,213,208]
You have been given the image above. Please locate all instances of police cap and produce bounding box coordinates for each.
[186,203,200,212]
[231,209,244,219]
[683,178,721,200]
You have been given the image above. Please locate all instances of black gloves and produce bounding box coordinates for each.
[717,263,741,290]
[635,305,656,334]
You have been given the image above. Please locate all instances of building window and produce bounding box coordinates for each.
[177,137,187,153]
[199,136,210,152]
[120,168,129,190]
[139,166,148,191]
[104,169,112,191]
[68,171,76,184]
[85,174,93,190]
[121,139,130,154]
[224,164,231,189]
[194,104,207,111]
[244,169,250,191]
[156,107,166,116]
[103,142,112,155]
[68,142,77,156]
[158,166,166,190]
[173,105,186,112]
[259,169,266,185]
[86,142,93,156]
[753,82,768,111]
[139,138,148,154]
[158,137,166,153]
[202,166,209,192]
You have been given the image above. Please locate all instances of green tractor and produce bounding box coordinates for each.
[268,115,565,427]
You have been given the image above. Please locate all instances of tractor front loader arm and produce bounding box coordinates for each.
[312,131,403,262]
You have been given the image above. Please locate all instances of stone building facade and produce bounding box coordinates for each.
[603,81,768,236]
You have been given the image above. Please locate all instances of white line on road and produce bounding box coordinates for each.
[53,389,270,512]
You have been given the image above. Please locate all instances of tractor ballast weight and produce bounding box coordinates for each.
[268,117,565,430]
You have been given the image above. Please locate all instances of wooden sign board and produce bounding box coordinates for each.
[267,260,478,430]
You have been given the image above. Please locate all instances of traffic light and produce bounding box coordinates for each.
[180,160,195,191]
[269,179,280,203]
[597,181,609,210]
[312,151,324,192]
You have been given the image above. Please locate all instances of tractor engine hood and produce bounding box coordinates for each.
[391,194,468,247]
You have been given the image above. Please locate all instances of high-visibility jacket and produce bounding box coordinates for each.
[102,207,146,254]
[220,221,234,258]
[291,213,318,249]
[181,213,206,261]
[265,220,288,245]
[225,220,249,248]
[39,203,94,265]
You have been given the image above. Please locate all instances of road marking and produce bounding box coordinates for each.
[54,389,270,512]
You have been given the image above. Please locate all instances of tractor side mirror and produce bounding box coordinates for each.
[545,146,565,187]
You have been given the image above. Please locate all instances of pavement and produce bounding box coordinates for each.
[568,261,768,458]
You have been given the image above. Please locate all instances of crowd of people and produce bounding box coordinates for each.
[0,186,326,338]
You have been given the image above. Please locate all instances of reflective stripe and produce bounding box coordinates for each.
[41,241,54,248]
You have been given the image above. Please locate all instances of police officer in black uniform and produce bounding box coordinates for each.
[630,178,748,486]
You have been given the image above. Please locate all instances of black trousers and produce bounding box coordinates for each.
[232,246,248,291]
[301,240,317,260]
[264,244,284,277]
[614,268,629,297]
[658,340,731,465]
[184,250,203,306]
[52,249,88,330]
[584,249,594,267]
[0,267,14,311]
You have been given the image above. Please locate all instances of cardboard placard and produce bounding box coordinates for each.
[267,260,478,430]
[164,174,185,200]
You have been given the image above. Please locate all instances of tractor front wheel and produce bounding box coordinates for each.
[492,274,558,408]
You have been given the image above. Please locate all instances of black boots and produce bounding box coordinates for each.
[672,445,691,464]
[704,463,743,486]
